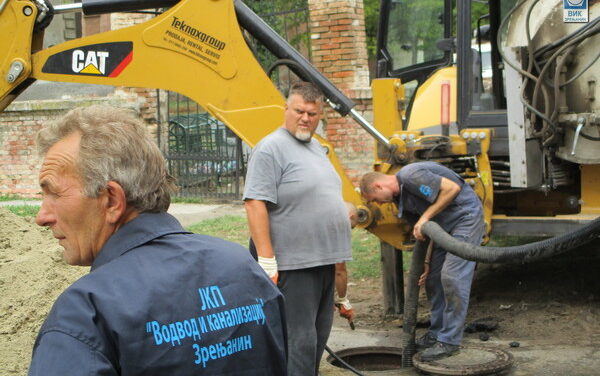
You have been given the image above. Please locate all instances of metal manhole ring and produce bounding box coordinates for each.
[326,346,403,371]
[412,345,514,375]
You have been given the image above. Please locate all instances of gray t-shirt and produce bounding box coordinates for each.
[243,127,352,270]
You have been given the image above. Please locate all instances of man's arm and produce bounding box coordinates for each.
[334,262,348,298]
[334,262,354,323]
[244,199,278,282]
[29,331,117,376]
[244,199,274,258]
[413,177,461,240]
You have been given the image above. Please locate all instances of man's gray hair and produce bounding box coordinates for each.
[36,105,177,213]
[287,81,324,104]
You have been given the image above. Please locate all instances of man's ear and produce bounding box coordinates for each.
[103,181,127,224]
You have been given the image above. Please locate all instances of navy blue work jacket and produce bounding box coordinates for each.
[28,212,287,375]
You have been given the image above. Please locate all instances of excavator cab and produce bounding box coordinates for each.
[374,0,598,235]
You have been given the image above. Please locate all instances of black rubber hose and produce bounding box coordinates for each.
[401,239,429,368]
[324,344,365,376]
[421,217,600,264]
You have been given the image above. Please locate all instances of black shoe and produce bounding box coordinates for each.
[420,341,460,362]
[415,332,437,351]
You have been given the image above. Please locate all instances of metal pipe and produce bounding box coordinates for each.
[349,108,391,147]
[571,117,585,156]
[234,0,356,117]
[53,3,82,14]
[54,0,178,15]
[0,0,10,15]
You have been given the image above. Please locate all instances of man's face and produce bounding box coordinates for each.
[363,183,396,204]
[35,132,111,266]
[284,94,322,142]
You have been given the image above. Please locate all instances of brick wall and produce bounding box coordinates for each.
[0,97,139,198]
[0,11,165,198]
[0,109,41,197]
[308,0,374,185]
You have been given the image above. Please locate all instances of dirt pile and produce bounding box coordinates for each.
[0,208,88,375]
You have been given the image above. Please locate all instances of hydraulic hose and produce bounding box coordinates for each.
[324,344,365,376]
[401,239,429,368]
[421,217,600,264]
[400,218,599,369]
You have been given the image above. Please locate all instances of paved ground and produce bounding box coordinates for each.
[0,200,246,228]
[166,202,246,227]
[321,328,600,375]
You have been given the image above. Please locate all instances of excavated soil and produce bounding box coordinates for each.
[0,208,88,375]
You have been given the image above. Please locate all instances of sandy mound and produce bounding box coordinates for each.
[0,208,88,375]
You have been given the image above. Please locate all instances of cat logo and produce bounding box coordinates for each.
[42,42,133,78]
[72,50,109,75]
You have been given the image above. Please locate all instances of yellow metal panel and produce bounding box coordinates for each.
[406,67,457,131]
[313,135,362,207]
[362,202,413,251]
[581,164,600,214]
[0,0,36,109]
[30,0,284,147]
[371,78,404,138]
[459,129,494,242]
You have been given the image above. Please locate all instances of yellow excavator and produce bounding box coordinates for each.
[1,0,599,314]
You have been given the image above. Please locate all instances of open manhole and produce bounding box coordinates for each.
[326,346,403,371]
[413,345,514,375]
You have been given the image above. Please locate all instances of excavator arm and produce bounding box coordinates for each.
[4,0,286,145]
[1,0,416,247]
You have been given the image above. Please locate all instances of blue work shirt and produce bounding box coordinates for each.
[396,161,483,232]
[28,212,287,375]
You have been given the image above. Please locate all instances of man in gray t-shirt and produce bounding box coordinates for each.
[244,82,351,376]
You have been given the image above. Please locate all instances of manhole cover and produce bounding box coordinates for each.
[327,346,403,371]
[413,345,514,375]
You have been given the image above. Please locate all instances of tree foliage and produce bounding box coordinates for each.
[364,0,380,59]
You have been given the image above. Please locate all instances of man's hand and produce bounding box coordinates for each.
[335,296,354,322]
[258,256,279,284]
[418,262,430,286]
[413,219,428,241]
[412,177,460,241]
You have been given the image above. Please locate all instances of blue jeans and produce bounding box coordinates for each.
[425,213,485,345]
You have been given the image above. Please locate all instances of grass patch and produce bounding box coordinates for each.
[186,214,386,280]
[6,205,40,217]
[348,229,381,279]
[186,215,250,246]
[0,194,34,202]
[171,196,206,204]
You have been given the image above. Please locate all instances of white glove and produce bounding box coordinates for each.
[335,296,354,321]
[258,256,278,282]
[335,296,353,310]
